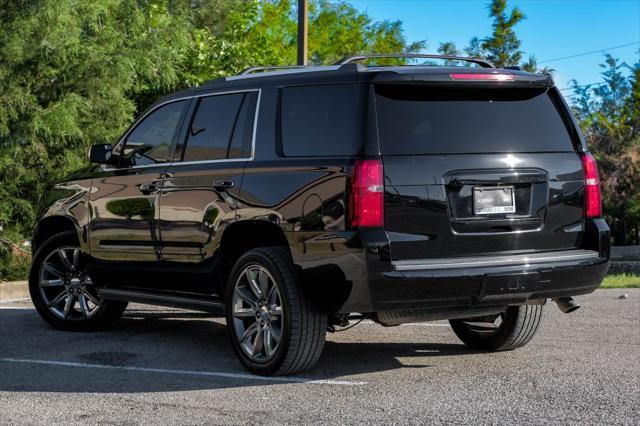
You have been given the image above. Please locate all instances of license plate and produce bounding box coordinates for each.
[473,186,515,215]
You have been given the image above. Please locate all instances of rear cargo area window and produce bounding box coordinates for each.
[375,85,575,155]
[281,84,361,157]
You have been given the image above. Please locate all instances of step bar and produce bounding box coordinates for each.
[98,288,225,314]
[392,249,600,272]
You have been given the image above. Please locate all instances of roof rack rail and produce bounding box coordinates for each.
[238,65,309,75]
[335,54,495,69]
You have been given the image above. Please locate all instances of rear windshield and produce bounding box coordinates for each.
[375,85,575,155]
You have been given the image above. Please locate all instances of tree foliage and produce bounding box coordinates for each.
[0,0,192,240]
[0,0,637,279]
[571,55,640,237]
[242,0,425,67]
[480,0,525,67]
[442,0,552,73]
[0,0,420,279]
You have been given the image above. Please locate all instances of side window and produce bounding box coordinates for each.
[228,91,258,159]
[122,100,187,166]
[280,84,361,157]
[182,91,257,162]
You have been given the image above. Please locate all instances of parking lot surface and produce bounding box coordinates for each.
[1,289,638,425]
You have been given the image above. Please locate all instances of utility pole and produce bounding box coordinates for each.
[297,0,308,66]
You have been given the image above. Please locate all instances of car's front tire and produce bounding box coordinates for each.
[225,247,327,376]
[449,305,543,351]
[29,230,128,331]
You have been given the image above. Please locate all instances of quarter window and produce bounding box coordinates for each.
[122,100,187,166]
[280,84,362,157]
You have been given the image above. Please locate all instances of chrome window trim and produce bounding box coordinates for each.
[392,249,600,272]
[106,88,261,171]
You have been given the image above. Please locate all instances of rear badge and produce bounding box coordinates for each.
[473,186,516,215]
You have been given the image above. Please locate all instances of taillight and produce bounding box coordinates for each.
[449,73,516,81]
[349,159,384,228]
[580,152,602,218]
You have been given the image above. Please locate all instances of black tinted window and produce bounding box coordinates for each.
[182,92,256,162]
[375,85,574,154]
[124,100,186,166]
[281,84,361,157]
[229,92,258,159]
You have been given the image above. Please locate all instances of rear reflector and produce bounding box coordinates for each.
[450,73,517,81]
[349,159,384,228]
[579,152,602,218]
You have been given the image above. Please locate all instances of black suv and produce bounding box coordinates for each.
[29,54,610,376]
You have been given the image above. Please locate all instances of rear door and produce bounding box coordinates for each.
[375,83,585,261]
[157,90,258,292]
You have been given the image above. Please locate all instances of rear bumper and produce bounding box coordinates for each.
[372,251,608,311]
[336,219,610,318]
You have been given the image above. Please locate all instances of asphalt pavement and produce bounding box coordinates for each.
[0,289,638,425]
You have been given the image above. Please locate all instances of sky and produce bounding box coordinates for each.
[349,0,640,101]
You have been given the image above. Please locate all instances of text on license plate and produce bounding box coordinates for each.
[473,186,516,215]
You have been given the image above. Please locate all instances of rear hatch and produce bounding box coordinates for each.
[375,81,586,261]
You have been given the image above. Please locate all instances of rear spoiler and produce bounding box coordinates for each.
[371,70,553,87]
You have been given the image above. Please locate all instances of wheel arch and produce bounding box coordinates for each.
[32,216,81,254]
[218,219,352,314]
[219,220,291,285]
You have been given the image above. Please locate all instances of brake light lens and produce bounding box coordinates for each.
[450,73,516,81]
[349,159,384,228]
[580,152,602,218]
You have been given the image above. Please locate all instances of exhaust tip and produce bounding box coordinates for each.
[554,297,580,314]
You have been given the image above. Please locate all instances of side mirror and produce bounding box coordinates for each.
[89,144,114,165]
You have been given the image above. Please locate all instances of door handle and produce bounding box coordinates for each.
[139,183,159,194]
[213,180,234,190]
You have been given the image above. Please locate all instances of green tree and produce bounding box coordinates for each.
[571,55,640,242]
[0,0,423,279]
[463,0,550,73]
[464,37,483,58]
[181,0,273,85]
[481,0,525,67]
[240,0,425,67]
[437,42,461,66]
[309,0,425,65]
[0,0,191,237]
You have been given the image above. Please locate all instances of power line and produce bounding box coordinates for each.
[559,82,607,92]
[539,42,639,64]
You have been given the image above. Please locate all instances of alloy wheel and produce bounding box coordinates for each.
[38,246,102,320]
[231,264,284,362]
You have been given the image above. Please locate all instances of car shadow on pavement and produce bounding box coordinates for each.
[0,307,477,393]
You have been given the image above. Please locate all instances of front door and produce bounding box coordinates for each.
[88,99,189,286]
[158,90,258,293]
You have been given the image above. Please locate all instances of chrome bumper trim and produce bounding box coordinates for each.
[392,249,600,272]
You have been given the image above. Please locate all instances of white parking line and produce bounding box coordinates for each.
[0,297,31,304]
[0,358,367,386]
[0,306,34,310]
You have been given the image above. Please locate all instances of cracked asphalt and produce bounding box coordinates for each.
[0,289,638,425]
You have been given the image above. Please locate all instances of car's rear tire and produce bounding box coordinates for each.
[29,230,128,331]
[449,305,543,351]
[225,247,326,376]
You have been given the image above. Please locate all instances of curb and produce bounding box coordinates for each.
[0,281,29,302]
[608,261,640,275]
[611,246,640,261]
